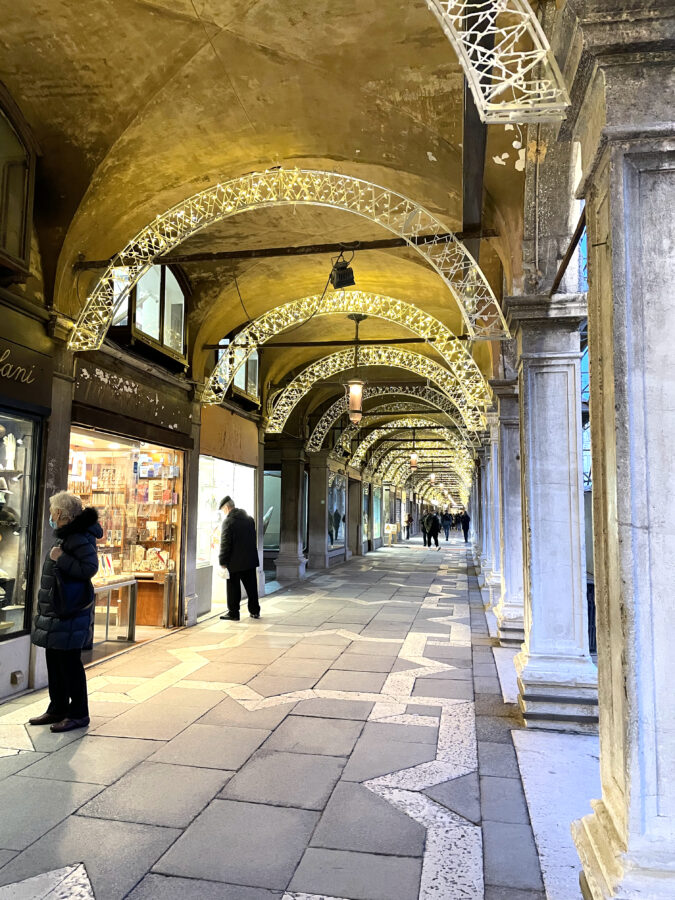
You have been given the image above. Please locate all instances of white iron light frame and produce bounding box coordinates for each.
[204,290,490,408]
[68,169,508,353]
[425,0,570,124]
[266,346,486,434]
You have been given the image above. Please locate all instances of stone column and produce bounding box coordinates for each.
[490,380,525,646]
[477,448,490,577]
[566,6,675,890]
[274,442,307,582]
[505,294,597,731]
[307,451,330,570]
[485,412,503,600]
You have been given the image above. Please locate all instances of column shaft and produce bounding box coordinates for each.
[274,444,307,582]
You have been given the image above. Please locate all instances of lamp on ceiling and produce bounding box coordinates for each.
[410,428,417,469]
[429,472,436,483]
[329,248,356,290]
[347,379,365,424]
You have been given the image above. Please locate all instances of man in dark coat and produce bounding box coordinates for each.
[424,510,441,550]
[219,495,261,621]
[460,510,471,544]
[30,492,102,732]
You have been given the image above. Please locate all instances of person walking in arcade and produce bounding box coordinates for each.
[219,495,261,621]
[30,491,101,732]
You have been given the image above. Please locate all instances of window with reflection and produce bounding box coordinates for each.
[327,473,346,550]
[0,92,36,275]
[109,264,187,364]
[218,342,260,402]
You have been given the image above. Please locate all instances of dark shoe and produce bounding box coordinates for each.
[220,613,240,621]
[50,717,90,733]
[250,613,260,619]
[29,712,63,726]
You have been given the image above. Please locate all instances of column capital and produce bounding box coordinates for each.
[503,293,587,331]
[490,379,519,424]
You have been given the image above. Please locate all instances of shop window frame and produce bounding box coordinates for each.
[109,264,189,366]
[0,405,42,642]
[0,84,38,280]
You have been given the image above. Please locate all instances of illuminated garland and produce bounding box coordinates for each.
[68,169,508,352]
[348,417,472,468]
[266,346,487,434]
[426,0,569,124]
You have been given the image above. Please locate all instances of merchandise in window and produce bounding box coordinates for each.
[262,470,281,550]
[328,473,346,550]
[68,429,183,633]
[0,411,38,639]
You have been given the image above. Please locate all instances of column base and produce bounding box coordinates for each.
[515,649,598,733]
[495,599,525,647]
[274,554,307,582]
[573,799,675,899]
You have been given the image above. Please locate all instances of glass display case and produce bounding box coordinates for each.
[262,470,281,550]
[0,410,38,639]
[328,473,346,550]
[68,429,183,630]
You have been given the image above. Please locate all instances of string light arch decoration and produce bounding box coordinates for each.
[425,0,570,124]
[68,169,509,352]
[306,384,481,452]
[378,447,473,489]
[332,411,468,458]
[393,459,471,504]
[349,417,473,468]
[266,346,487,434]
[204,290,490,407]
[367,442,471,484]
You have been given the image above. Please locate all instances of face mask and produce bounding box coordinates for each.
[49,516,56,529]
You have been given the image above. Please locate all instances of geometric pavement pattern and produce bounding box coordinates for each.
[0,536,544,899]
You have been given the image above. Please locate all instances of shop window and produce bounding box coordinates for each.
[109,264,187,366]
[196,455,256,613]
[262,470,281,550]
[328,473,346,550]
[372,486,382,540]
[0,411,38,640]
[0,88,36,277]
[68,429,184,640]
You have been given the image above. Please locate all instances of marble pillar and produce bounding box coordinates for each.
[485,412,503,600]
[274,442,307,583]
[568,19,675,891]
[505,294,597,732]
[490,380,525,646]
[477,448,490,578]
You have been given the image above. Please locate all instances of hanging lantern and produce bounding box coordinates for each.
[429,472,436,483]
[410,451,418,469]
[347,379,365,424]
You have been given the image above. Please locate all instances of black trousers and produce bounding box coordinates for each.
[405,526,410,539]
[46,648,88,719]
[422,530,428,546]
[430,531,439,547]
[226,568,260,618]
[462,526,470,543]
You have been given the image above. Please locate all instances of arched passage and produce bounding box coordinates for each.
[266,346,488,433]
[348,417,472,469]
[203,290,490,407]
[67,168,508,352]
[306,384,479,452]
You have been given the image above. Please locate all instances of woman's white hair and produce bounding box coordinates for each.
[49,491,83,522]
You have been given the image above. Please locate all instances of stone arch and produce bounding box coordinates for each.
[203,290,490,407]
[67,169,508,352]
[266,346,487,434]
[348,417,472,469]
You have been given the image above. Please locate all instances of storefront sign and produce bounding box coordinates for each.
[0,338,53,410]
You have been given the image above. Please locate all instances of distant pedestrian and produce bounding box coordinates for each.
[441,511,453,541]
[30,491,101,733]
[460,510,471,543]
[420,513,429,546]
[219,496,261,621]
[425,511,441,550]
[406,513,413,540]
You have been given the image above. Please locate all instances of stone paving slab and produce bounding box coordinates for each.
[289,847,422,900]
[0,816,180,899]
[127,874,282,899]
[221,749,345,810]
[79,761,231,827]
[16,736,158,786]
[154,800,318,889]
[149,723,269,770]
[263,715,363,757]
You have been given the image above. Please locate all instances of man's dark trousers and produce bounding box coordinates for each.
[226,568,260,619]
[462,526,470,543]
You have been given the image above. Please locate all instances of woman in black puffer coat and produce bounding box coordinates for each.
[30,491,102,733]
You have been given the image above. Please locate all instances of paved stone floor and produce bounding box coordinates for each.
[0,536,546,900]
